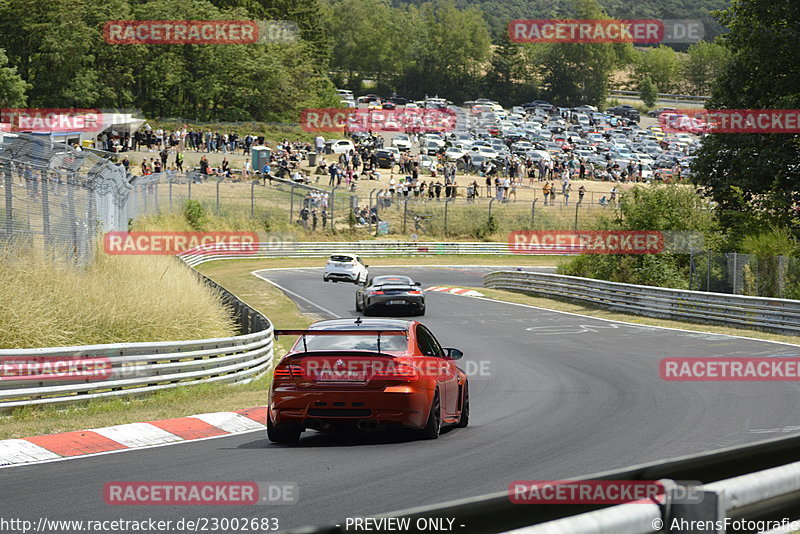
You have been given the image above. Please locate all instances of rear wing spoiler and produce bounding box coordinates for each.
[274,329,408,353]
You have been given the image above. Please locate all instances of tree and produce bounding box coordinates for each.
[692,0,800,237]
[683,41,731,95]
[537,0,634,107]
[638,76,657,107]
[483,31,539,106]
[0,48,29,107]
[632,45,682,94]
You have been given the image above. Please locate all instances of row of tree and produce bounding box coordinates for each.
[0,0,731,118]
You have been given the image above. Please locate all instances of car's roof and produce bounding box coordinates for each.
[308,318,413,331]
[329,253,357,258]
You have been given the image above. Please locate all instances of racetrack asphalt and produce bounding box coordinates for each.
[2,265,799,532]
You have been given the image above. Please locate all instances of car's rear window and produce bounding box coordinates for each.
[372,276,413,286]
[329,255,354,263]
[300,334,409,352]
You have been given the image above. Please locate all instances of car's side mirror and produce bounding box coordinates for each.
[415,281,421,286]
[444,348,463,360]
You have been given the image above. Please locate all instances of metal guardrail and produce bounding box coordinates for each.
[179,241,577,268]
[292,432,800,534]
[484,270,800,335]
[0,261,274,412]
[609,89,711,104]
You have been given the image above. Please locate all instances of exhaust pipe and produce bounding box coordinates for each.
[357,419,378,431]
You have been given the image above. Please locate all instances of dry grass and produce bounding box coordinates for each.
[0,244,236,349]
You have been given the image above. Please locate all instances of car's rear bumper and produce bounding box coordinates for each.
[366,295,424,310]
[270,387,430,429]
[324,271,359,282]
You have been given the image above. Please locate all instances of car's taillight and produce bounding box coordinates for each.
[372,362,418,382]
[369,290,384,295]
[274,364,303,379]
[407,290,421,295]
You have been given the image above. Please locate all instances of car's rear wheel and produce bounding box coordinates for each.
[267,410,301,444]
[420,390,441,440]
[416,305,426,316]
[456,383,469,428]
[355,296,362,312]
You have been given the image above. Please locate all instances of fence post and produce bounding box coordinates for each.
[531,198,537,227]
[289,185,296,224]
[368,188,376,230]
[778,255,785,298]
[250,180,256,218]
[41,170,51,244]
[3,163,13,238]
[330,186,337,232]
[154,181,159,213]
[402,198,408,233]
[168,174,173,211]
[732,252,738,294]
[707,249,712,292]
[488,197,495,222]
[188,175,192,201]
[216,178,222,215]
[574,202,579,230]
[444,198,451,237]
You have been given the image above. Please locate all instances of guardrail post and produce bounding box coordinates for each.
[665,488,724,534]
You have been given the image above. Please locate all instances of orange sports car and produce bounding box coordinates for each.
[267,318,469,443]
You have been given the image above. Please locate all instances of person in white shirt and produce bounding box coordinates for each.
[315,135,325,154]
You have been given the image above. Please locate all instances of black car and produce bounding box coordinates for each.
[356,275,425,316]
[607,105,641,121]
[374,149,397,168]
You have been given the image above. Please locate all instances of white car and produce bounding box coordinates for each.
[326,139,355,154]
[392,134,412,151]
[323,254,368,284]
[444,147,466,161]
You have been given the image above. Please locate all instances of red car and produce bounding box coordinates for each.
[267,318,469,443]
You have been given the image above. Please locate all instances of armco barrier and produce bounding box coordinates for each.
[179,240,554,268]
[484,270,800,335]
[0,263,273,412]
[291,432,800,534]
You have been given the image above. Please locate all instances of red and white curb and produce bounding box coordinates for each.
[0,407,266,468]
[425,286,484,297]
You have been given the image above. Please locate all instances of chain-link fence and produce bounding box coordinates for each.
[689,251,800,299]
[0,133,132,262]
